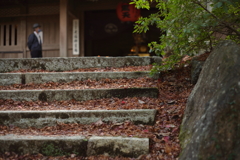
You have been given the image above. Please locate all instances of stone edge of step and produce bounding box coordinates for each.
[0,71,158,85]
[0,135,149,158]
[0,88,159,101]
[0,56,162,73]
[0,109,157,128]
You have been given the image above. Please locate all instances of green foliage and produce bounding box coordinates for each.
[131,0,240,72]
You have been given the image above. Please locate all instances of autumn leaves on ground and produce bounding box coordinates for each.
[0,64,193,160]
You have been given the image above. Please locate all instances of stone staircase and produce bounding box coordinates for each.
[0,56,161,158]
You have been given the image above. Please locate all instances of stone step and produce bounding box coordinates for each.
[0,109,157,128]
[0,57,159,158]
[0,71,157,86]
[0,56,161,73]
[0,88,158,101]
[87,136,149,157]
[0,135,149,157]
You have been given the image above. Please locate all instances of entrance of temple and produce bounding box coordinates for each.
[84,10,135,57]
[84,9,162,57]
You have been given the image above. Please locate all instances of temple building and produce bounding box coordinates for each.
[0,0,161,58]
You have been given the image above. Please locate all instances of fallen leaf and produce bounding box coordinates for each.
[166,124,176,128]
[163,136,170,143]
[94,119,104,126]
[121,101,126,104]
[112,122,123,126]
[138,100,145,104]
[159,132,170,136]
[70,154,76,158]
[165,144,172,154]
[167,100,175,104]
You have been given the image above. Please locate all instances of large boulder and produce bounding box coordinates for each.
[191,58,205,84]
[179,40,240,160]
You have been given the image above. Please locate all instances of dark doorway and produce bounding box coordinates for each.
[84,9,162,57]
[84,10,135,56]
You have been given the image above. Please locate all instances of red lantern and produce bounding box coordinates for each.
[116,2,141,22]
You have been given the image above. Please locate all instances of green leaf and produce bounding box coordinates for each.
[132,0,240,73]
[214,2,223,9]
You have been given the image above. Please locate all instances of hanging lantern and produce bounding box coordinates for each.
[116,2,141,22]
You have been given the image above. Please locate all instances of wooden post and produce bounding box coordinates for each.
[20,17,27,58]
[11,24,15,46]
[59,0,68,57]
[5,24,9,46]
[80,11,84,57]
[0,25,3,47]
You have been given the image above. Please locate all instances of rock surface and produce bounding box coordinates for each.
[190,59,205,84]
[179,40,240,160]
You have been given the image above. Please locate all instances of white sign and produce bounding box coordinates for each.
[73,19,80,55]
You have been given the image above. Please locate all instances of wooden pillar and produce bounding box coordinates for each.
[80,11,85,57]
[20,17,27,58]
[0,25,3,47]
[5,24,9,47]
[60,0,68,57]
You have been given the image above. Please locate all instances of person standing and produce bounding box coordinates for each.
[27,23,43,58]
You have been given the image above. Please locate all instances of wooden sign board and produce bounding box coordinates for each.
[73,19,79,55]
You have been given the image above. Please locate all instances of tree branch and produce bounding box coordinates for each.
[193,1,240,37]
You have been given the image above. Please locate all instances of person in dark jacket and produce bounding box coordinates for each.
[27,23,43,58]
